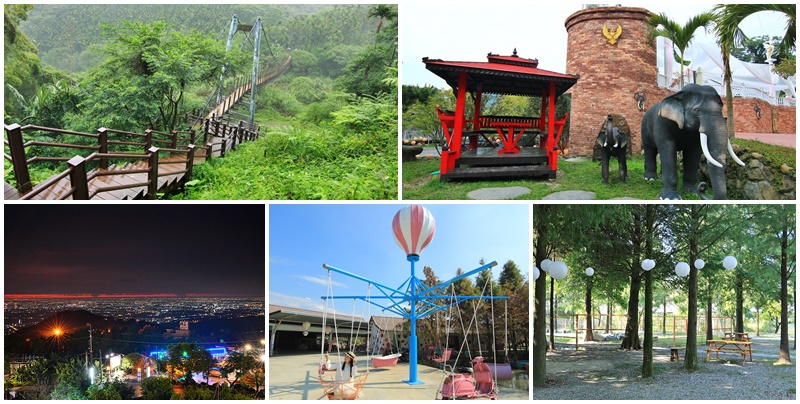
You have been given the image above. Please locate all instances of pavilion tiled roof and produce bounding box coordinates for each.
[423,51,579,97]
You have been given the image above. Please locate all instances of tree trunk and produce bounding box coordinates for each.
[642,205,655,378]
[706,279,714,341]
[550,278,555,351]
[684,207,700,371]
[756,307,760,337]
[662,297,667,335]
[621,275,642,350]
[606,301,612,333]
[735,271,744,336]
[778,222,791,364]
[584,279,594,342]
[643,269,654,377]
[532,210,549,387]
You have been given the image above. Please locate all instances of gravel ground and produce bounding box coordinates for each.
[534,342,796,400]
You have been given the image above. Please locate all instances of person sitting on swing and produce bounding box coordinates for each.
[333,352,361,398]
[335,352,358,382]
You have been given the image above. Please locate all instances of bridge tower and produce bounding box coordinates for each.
[216,15,270,123]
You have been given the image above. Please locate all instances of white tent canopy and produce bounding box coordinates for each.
[657,37,796,105]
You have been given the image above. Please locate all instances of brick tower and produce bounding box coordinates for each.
[565,6,666,156]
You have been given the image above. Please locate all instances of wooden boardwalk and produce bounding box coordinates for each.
[4,123,246,200]
[4,58,291,201]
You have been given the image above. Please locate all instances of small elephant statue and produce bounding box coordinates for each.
[596,114,628,184]
[641,84,745,200]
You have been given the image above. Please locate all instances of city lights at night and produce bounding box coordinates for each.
[5,204,266,400]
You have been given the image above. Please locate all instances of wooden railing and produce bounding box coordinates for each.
[4,119,260,199]
[476,115,542,129]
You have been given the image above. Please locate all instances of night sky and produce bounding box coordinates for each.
[4,204,265,297]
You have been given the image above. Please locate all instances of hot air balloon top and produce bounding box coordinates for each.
[392,205,436,260]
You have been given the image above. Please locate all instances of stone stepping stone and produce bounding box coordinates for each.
[542,190,596,200]
[609,197,640,200]
[467,186,531,200]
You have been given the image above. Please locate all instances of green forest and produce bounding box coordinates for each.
[4,4,398,199]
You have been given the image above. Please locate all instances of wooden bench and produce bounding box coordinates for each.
[669,346,686,362]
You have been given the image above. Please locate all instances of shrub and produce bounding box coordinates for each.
[141,376,174,400]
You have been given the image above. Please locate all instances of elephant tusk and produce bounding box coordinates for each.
[727,139,746,166]
[700,133,724,168]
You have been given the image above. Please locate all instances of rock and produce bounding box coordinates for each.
[750,152,764,159]
[779,175,795,194]
[542,190,596,200]
[467,186,531,200]
[744,180,779,200]
[781,164,793,174]
[401,145,423,162]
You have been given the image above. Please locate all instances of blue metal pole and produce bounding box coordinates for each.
[404,255,423,385]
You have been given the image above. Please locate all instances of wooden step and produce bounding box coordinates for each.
[441,165,553,181]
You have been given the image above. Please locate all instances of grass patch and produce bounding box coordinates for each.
[172,125,397,200]
[403,154,683,200]
[732,138,795,170]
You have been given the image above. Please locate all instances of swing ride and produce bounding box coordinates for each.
[318,205,510,400]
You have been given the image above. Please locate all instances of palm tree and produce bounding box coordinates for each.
[367,5,397,35]
[648,12,716,89]
[713,5,796,141]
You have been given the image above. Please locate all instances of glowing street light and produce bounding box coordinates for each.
[245,344,253,351]
[53,328,62,336]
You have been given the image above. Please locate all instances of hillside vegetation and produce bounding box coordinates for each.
[4,4,398,200]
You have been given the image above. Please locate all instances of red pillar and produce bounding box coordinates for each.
[547,82,557,175]
[441,72,469,176]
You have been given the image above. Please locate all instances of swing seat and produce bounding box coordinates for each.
[319,373,368,400]
[472,359,497,398]
[432,348,453,363]
[439,357,497,400]
[439,372,476,399]
[370,353,401,368]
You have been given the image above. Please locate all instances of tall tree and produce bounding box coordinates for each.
[367,5,397,34]
[74,21,245,132]
[648,12,715,88]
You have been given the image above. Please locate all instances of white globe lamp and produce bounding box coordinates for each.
[641,259,655,271]
[723,256,738,270]
[675,262,690,277]
[550,261,569,280]
[541,259,553,273]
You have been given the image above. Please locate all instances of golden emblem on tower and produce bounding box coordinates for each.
[602,24,622,45]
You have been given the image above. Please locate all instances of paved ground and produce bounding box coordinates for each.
[268,352,529,400]
[737,132,795,148]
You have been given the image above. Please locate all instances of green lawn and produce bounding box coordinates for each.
[403,138,795,200]
[403,154,676,200]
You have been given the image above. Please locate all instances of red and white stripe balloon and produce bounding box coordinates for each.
[392,205,436,257]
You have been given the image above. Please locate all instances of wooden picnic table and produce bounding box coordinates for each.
[706,339,753,365]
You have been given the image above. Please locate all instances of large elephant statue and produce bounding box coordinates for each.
[596,114,628,184]
[641,84,745,199]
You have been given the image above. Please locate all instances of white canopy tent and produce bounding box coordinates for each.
[656,37,796,106]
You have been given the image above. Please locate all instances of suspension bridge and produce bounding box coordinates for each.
[4,16,291,200]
